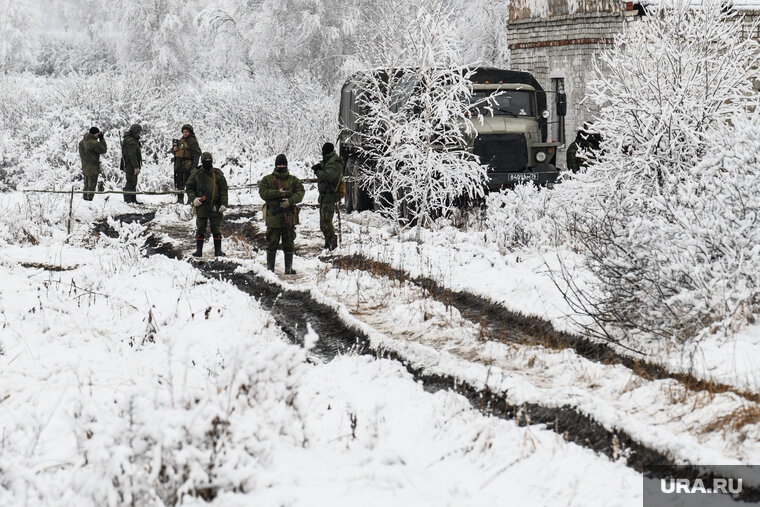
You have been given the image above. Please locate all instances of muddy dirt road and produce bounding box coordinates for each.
[94,205,760,498]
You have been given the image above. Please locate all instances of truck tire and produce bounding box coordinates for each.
[345,156,372,212]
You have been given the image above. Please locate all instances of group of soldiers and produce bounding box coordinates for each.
[78,125,344,273]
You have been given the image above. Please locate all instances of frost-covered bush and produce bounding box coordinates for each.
[463,184,562,253]
[555,0,760,343]
[70,342,308,506]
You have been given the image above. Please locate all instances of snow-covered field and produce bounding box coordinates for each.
[0,191,650,506]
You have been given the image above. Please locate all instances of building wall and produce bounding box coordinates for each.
[507,5,760,166]
[507,10,635,157]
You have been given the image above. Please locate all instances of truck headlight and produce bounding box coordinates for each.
[535,151,547,163]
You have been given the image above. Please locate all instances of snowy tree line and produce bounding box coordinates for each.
[1,0,508,86]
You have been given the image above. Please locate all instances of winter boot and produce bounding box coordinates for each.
[284,252,296,275]
[192,239,203,257]
[323,238,329,249]
[177,193,184,204]
[328,235,338,251]
[214,237,225,257]
[266,250,276,272]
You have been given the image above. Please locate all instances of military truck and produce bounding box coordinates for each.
[337,67,566,212]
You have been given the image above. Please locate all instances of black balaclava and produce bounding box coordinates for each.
[201,152,213,170]
[274,154,288,175]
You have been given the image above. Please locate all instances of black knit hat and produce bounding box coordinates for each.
[89,127,100,135]
[275,154,288,167]
[322,142,334,157]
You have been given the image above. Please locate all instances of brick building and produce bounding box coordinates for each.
[506,1,760,164]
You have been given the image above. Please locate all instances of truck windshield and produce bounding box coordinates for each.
[468,90,535,117]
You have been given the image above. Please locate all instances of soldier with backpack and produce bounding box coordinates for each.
[311,142,344,251]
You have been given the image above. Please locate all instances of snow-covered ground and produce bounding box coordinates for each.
[340,212,760,394]
[0,191,645,506]
[3,153,759,504]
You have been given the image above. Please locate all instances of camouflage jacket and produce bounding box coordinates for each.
[78,132,107,175]
[315,151,344,205]
[186,167,229,218]
[258,171,305,228]
[121,130,142,172]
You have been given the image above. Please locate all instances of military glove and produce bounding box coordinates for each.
[278,189,291,197]
[280,199,290,208]
[218,205,227,213]
[311,163,322,173]
[193,197,202,207]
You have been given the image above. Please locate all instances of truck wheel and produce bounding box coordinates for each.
[345,156,373,212]
[345,157,357,213]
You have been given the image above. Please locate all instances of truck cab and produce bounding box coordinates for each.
[338,67,564,211]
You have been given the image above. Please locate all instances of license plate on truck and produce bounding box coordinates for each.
[507,173,538,181]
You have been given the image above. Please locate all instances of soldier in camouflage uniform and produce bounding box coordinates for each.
[258,154,305,274]
[121,124,143,204]
[172,124,201,204]
[566,126,601,173]
[186,152,229,257]
[78,126,107,201]
[311,142,343,250]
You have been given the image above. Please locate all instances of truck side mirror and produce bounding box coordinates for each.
[556,93,567,117]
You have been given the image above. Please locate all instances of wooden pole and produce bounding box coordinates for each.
[66,186,74,236]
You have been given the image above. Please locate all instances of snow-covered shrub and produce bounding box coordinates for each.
[462,184,561,254]
[70,341,308,506]
[554,0,760,343]
[0,193,74,245]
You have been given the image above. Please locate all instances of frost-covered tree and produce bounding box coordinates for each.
[555,0,760,344]
[457,0,509,67]
[352,0,488,236]
[119,0,201,83]
[0,0,35,74]
[200,0,372,87]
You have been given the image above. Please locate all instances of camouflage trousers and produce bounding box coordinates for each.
[123,169,138,202]
[266,227,296,253]
[83,171,99,201]
[196,213,223,240]
[174,161,191,190]
[319,201,336,240]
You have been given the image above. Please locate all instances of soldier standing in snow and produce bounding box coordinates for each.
[186,152,229,258]
[121,124,143,204]
[78,127,107,201]
[171,124,201,204]
[566,126,601,173]
[311,142,343,250]
[258,154,305,274]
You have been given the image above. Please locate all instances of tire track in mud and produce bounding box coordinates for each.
[330,254,760,406]
[95,209,759,498]
[98,209,760,403]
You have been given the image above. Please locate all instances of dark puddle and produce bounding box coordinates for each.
[93,212,157,238]
[331,255,760,406]
[21,262,79,271]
